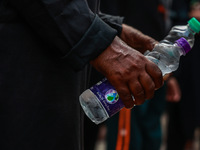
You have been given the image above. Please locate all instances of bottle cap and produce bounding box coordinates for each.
[188,17,200,33]
[175,37,191,55]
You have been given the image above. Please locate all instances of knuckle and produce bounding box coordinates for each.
[134,89,145,97]
[154,68,162,78]
[150,63,162,76]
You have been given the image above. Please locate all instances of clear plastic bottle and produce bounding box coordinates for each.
[145,37,191,76]
[161,17,200,47]
[80,37,191,124]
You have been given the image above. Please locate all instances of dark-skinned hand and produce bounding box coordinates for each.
[90,36,163,109]
[120,24,158,54]
[121,24,171,80]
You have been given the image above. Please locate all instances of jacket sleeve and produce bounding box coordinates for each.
[99,12,124,36]
[7,0,118,71]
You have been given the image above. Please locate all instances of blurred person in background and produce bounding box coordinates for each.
[166,0,200,150]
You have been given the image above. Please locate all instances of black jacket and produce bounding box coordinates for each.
[0,0,123,150]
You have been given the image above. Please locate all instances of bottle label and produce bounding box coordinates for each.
[90,78,124,117]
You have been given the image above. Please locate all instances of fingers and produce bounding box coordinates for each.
[109,62,163,108]
[139,74,155,100]
[128,80,145,105]
[116,74,156,108]
[125,62,162,106]
[128,73,155,105]
[145,61,164,89]
[107,75,135,109]
[114,84,135,109]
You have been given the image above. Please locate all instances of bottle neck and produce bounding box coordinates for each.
[188,24,197,35]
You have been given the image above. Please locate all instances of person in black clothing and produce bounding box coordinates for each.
[0,0,164,150]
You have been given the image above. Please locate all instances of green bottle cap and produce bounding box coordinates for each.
[188,17,200,33]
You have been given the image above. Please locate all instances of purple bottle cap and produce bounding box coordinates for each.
[175,37,191,55]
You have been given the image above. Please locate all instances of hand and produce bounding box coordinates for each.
[120,24,158,54]
[166,77,181,102]
[90,36,163,108]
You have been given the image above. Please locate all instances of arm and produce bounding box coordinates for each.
[98,12,124,35]
[8,0,163,108]
[120,24,158,54]
[99,13,158,55]
[94,13,164,107]
[7,0,118,71]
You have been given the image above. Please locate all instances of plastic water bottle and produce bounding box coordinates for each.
[161,17,200,47]
[145,37,191,76]
[79,37,191,124]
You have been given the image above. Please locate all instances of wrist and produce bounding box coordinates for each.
[120,24,157,54]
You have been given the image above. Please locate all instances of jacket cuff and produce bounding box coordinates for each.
[99,13,124,35]
[62,15,117,71]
